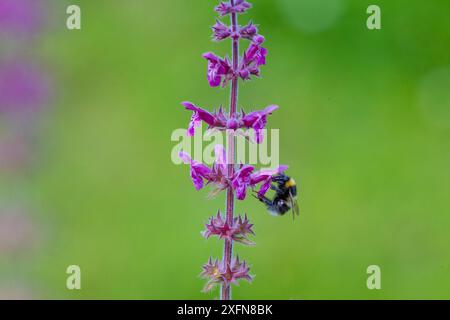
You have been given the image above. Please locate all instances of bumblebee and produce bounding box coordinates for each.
[254,174,300,219]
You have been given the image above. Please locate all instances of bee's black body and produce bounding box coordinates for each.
[256,174,299,218]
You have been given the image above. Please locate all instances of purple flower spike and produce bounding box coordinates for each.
[242,105,279,143]
[212,19,232,41]
[201,256,253,292]
[215,0,252,17]
[203,52,233,87]
[178,0,294,299]
[179,151,212,190]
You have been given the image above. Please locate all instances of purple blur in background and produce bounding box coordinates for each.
[0,208,36,254]
[0,0,45,37]
[0,60,49,116]
[0,0,51,300]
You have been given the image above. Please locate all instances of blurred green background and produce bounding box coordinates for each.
[2,0,450,299]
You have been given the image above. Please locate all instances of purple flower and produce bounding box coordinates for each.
[202,211,255,245]
[182,101,227,136]
[231,164,255,200]
[201,256,252,292]
[179,145,229,192]
[215,0,252,17]
[182,101,216,136]
[203,52,233,87]
[212,19,232,41]
[247,35,267,64]
[239,21,258,41]
[179,151,212,190]
[241,105,279,143]
[239,37,268,81]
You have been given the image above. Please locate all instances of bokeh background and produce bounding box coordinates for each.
[1,0,450,299]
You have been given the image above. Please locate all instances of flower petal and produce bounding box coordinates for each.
[203,52,232,87]
[182,101,216,126]
[236,184,248,200]
[192,162,212,178]
[191,168,205,190]
[187,112,201,136]
[234,164,254,181]
[179,151,212,190]
[232,165,255,200]
[257,179,271,198]
[263,104,279,114]
[179,151,192,164]
[242,105,278,128]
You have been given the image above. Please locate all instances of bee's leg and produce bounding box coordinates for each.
[252,192,273,207]
[270,184,283,193]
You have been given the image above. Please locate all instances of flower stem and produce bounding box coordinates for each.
[221,1,239,301]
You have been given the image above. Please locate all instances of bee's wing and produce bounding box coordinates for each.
[289,190,300,219]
